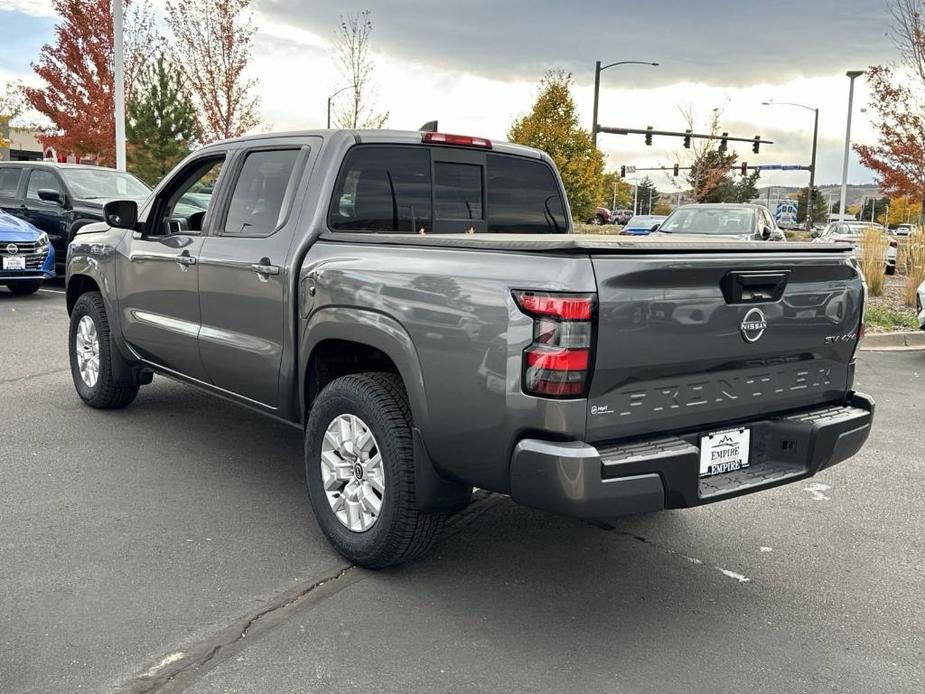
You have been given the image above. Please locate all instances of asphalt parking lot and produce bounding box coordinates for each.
[2,284,923,694]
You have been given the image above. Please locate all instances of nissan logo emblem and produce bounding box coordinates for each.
[5,243,18,255]
[740,307,767,343]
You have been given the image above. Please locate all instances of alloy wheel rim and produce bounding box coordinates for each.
[321,414,385,532]
[75,315,100,388]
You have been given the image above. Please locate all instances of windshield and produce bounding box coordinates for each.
[60,169,150,200]
[660,208,756,235]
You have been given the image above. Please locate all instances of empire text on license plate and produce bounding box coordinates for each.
[2,256,26,270]
[699,428,751,477]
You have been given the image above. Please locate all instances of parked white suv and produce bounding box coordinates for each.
[814,221,897,275]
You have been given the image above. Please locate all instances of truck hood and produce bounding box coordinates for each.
[0,211,43,241]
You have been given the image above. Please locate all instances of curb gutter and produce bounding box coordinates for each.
[860,331,925,351]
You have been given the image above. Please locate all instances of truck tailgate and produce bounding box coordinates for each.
[587,252,863,442]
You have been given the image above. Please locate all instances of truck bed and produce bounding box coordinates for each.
[319,231,852,254]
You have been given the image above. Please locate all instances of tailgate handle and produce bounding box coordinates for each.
[722,270,790,304]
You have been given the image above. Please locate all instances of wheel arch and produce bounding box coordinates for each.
[300,308,471,514]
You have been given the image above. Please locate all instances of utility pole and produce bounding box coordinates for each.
[113,0,126,171]
[840,71,865,218]
[327,86,352,129]
[591,60,659,147]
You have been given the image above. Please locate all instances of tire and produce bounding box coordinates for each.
[7,281,41,295]
[594,214,605,226]
[68,291,139,409]
[305,372,444,568]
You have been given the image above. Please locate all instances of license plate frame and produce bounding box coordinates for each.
[2,256,26,270]
[699,427,751,477]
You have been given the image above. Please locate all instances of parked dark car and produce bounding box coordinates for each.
[586,205,611,225]
[65,129,871,568]
[0,162,150,272]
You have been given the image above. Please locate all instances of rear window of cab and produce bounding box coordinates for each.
[328,145,568,234]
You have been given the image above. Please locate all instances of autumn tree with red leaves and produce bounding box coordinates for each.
[24,0,157,165]
[855,1,925,218]
[166,0,261,143]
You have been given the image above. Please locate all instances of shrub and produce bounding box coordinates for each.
[901,227,925,307]
[858,226,889,296]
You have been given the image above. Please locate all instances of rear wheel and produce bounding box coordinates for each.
[305,372,444,568]
[69,292,139,409]
[7,281,41,295]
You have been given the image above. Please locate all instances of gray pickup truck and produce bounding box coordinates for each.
[65,129,874,568]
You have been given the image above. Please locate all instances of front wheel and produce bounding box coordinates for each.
[7,281,41,295]
[305,372,444,568]
[69,292,139,409]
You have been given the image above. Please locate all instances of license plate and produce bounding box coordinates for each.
[699,427,751,477]
[2,256,26,270]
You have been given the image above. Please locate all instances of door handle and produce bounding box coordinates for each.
[176,252,197,270]
[251,262,280,276]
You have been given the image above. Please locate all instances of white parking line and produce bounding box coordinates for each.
[39,288,66,295]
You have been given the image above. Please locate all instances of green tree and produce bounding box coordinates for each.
[857,196,890,223]
[796,186,829,225]
[602,171,632,210]
[509,70,604,221]
[636,176,660,215]
[731,171,760,203]
[126,56,200,185]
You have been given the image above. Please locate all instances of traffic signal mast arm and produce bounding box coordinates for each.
[619,164,808,177]
[599,126,773,152]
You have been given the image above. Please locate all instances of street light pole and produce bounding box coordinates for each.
[591,60,659,148]
[762,101,818,230]
[113,0,126,171]
[327,86,353,129]
[840,71,865,218]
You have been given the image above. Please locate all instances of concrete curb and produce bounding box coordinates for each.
[860,330,925,351]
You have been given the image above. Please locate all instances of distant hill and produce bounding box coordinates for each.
[752,184,881,210]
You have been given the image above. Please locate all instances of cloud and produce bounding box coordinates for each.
[255,0,894,88]
[0,0,54,17]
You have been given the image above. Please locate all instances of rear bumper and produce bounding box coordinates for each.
[509,392,874,519]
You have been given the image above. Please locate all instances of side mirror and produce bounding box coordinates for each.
[811,229,822,238]
[761,226,772,240]
[37,188,64,205]
[650,224,660,233]
[103,200,138,230]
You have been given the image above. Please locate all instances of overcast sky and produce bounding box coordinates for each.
[0,0,897,187]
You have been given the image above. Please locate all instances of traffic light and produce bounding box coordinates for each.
[683,129,692,149]
[719,132,729,151]
[620,165,626,178]
[645,126,653,146]
[752,136,761,154]
[673,164,679,177]
[741,162,748,176]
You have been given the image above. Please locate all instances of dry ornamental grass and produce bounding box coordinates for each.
[857,227,890,296]
[900,227,925,307]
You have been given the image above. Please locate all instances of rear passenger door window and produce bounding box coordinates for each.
[222,148,302,237]
[0,167,22,199]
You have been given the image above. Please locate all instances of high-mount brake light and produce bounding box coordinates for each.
[421,132,493,149]
[513,291,596,398]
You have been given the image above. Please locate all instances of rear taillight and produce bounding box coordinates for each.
[513,290,595,398]
[421,132,492,148]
